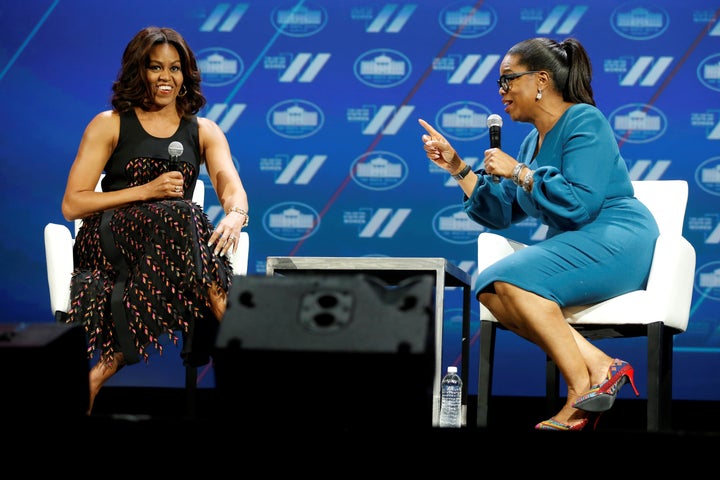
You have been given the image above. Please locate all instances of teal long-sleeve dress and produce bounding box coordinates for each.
[470,103,659,306]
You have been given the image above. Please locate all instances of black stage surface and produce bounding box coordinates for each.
[6,387,719,474]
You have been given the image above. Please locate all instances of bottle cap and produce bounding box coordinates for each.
[447,366,457,373]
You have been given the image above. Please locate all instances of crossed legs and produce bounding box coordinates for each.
[479,281,614,427]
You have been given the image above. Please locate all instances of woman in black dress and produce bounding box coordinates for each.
[61,26,249,414]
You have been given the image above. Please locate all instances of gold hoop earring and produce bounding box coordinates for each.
[535,89,543,101]
[178,85,187,97]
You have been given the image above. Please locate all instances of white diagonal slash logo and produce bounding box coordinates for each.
[620,56,673,86]
[276,155,327,184]
[366,4,417,33]
[536,5,587,35]
[200,3,249,32]
[627,160,671,180]
[205,103,247,133]
[359,208,411,238]
[448,55,501,85]
[363,105,415,135]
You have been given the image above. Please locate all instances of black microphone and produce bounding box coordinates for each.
[486,114,503,183]
[168,141,184,172]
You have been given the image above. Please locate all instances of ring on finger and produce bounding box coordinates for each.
[175,186,181,192]
[228,235,236,241]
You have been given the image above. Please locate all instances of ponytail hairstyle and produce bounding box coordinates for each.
[506,37,595,106]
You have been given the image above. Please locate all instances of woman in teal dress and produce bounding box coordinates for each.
[419,37,659,431]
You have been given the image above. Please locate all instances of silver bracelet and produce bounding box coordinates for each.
[512,163,526,185]
[522,170,533,193]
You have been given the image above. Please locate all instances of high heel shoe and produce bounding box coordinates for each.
[534,417,589,431]
[573,359,640,412]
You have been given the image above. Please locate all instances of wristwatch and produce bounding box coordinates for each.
[452,164,472,180]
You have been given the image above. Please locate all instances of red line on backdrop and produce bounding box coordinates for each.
[285,1,487,256]
[615,7,719,148]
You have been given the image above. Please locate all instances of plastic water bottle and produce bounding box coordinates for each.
[439,365,463,428]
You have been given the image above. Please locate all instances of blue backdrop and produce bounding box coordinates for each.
[1,0,718,400]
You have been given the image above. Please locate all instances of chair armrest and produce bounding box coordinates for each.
[44,223,75,317]
[226,231,250,276]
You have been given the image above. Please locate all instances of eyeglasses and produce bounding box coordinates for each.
[497,71,541,92]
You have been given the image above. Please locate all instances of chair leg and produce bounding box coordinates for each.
[647,321,673,432]
[476,320,496,428]
[185,365,197,418]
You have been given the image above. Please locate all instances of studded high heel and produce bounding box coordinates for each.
[573,359,639,412]
[535,417,589,431]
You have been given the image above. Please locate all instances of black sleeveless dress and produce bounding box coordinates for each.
[67,110,233,367]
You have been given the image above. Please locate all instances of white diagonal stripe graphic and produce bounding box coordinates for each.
[363,105,396,135]
[643,160,671,180]
[200,3,248,32]
[556,6,587,34]
[708,121,720,140]
[379,208,411,237]
[276,155,308,184]
[382,105,414,134]
[640,57,672,86]
[386,4,416,33]
[217,104,246,132]
[298,53,330,82]
[537,5,568,34]
[448,55,481,84]
[705,223,720,244]
[280,53,312,83]
[205,103,246,133]
[218,4,248,32]
[294,155,327,184]
[627,160,653,180]
[467,55,501,84]
[367,4,397,32]
[200,3,231,32]
[359,208,392,237]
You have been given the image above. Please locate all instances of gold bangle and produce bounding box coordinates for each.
[226,206,249,227]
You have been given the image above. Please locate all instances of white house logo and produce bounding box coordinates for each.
[439,2,497,38]
[267,99,324,139]
[271,2,327,37]
[435,102,493,141]
[432,205,485,244]
[695,156,720,196]
[197,48,244,87]
[263,202,320,241]
[610,4,669,40]
[697,54,720,92]
[609,103,666,144]
[695,261,720,301]
[350,150,408,191]
[354,49,412,88]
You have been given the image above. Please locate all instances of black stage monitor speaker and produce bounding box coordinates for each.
[214,273,436,431]
[0,322,89,419]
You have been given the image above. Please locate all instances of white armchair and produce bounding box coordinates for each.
[475,180,696,432]
[43,178,250,415]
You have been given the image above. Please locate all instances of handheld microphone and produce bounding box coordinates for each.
[486,114,503,183]
[168,141,184,172]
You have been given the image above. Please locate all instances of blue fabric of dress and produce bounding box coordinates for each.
[469,103,659,307]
